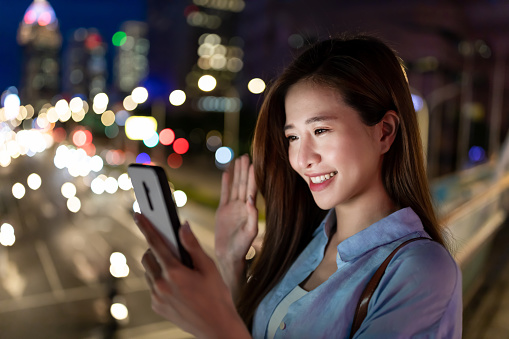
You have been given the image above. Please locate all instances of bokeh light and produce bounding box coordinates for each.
[91,155,104,172]
[173,138,189,154]
[248,78,266,94]
[91,177,106,195]
[131,87,149,104]
[167,153,183,169]
[125,116,157,140]
[169,90,186,106]
[27,173,42,190]
[133,200,140,213]
[105,150,125,166]
[93,93,109,114]
[159,128,175,145]
[110,252,127,266]
[118,173,132,190]
[112,31,127,46]
[52,127,67,143]
[198,75,217,92]
[115,110,130,126]
[206,130,222,151]
[123,95,137,111]
[110,303,129,321]
[143,132,159,148]
[411,94,424,112]
[67,196,81,213]
[12,183,26,199]
[69,97,84,113]
[288,34,304,49]
[61,182,77,198]
[55,99,69,117]
[110,252,129,278]
[469,146,486,163]
[101,110,116,126]
[0,223,15,247]
[105,124,119,139]
[215,146,234,164]
[105,177,119,194]
[4,93,21,120]
[173,190,187,207]
[72,130,92,147]
[135,152,151,164]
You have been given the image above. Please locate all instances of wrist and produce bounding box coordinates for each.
[208,307,251,339]
[216,257,247,300]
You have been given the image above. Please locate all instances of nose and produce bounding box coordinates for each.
[297,138,321,169]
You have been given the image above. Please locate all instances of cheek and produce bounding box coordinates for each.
[287,146,299,172]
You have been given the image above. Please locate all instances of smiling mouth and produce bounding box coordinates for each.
[310,171,338,184]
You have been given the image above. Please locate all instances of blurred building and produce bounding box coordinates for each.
[146,0,245,104]
[113,21,149,95]
[62,28,108,100]
[145,0,247,153]
[17,0,62,110]
[236,0,509,178]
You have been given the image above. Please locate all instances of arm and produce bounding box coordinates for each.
[134,213,252,339]
[214,155,259,301]
[355,243,462,338]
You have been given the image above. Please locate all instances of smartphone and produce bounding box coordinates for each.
[128,163,193,268]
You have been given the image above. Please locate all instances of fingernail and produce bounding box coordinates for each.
[181,221,191,233]
[248,195,255,206]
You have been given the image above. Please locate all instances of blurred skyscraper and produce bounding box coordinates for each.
[17,0,62,110]
[113,21,149,95]
[62,28,108,100]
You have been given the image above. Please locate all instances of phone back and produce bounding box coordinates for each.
[128,164,182,260]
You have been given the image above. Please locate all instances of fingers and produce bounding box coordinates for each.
[142,248,162,280]
[237,155,250,202]
[219,170,230,206]
[230,157,241,200]
[247,164,257,203]
[134,213,180,271]
[179,221,215,273]
[229,154,251,202]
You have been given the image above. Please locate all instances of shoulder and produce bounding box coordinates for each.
[375,238,461,308]
[388,239,460,287]
[362,239,463,337]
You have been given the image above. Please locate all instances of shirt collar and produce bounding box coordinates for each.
[319,207,426,262]
[313,208,336,237]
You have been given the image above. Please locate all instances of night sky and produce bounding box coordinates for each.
[0,0,146,91]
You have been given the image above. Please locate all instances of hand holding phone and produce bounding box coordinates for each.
[128,163,193,268]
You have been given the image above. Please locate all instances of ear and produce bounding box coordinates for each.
[378,110,400,154]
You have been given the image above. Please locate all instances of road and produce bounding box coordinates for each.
[0,146,219,339]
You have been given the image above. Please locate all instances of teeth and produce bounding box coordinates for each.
[310,171,337,184]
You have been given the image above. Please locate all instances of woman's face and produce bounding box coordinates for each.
[284,80,384,211]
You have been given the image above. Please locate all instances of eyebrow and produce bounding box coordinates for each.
[284,115,338,131]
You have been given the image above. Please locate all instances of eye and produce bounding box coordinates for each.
[315,128,329,135]
[285,135,298,142]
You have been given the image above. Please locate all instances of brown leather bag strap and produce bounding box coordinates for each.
[349,237,429,338]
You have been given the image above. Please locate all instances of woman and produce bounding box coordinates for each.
[134,34,462,338]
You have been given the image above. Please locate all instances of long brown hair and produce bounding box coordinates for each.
[237,34,445,327]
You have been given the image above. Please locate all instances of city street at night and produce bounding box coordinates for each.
[2,0,509,338]
[0,146,221,338]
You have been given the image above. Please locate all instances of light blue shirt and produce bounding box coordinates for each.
[252,207,462,338]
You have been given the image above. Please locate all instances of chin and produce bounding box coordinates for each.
[312,196,337,211]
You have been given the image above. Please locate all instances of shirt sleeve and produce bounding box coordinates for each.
[353,241,463,339]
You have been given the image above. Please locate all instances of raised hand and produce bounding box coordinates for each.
[134,213,250,339]
[214,154,259,299]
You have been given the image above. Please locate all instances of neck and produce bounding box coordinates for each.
[332,182,398,245]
